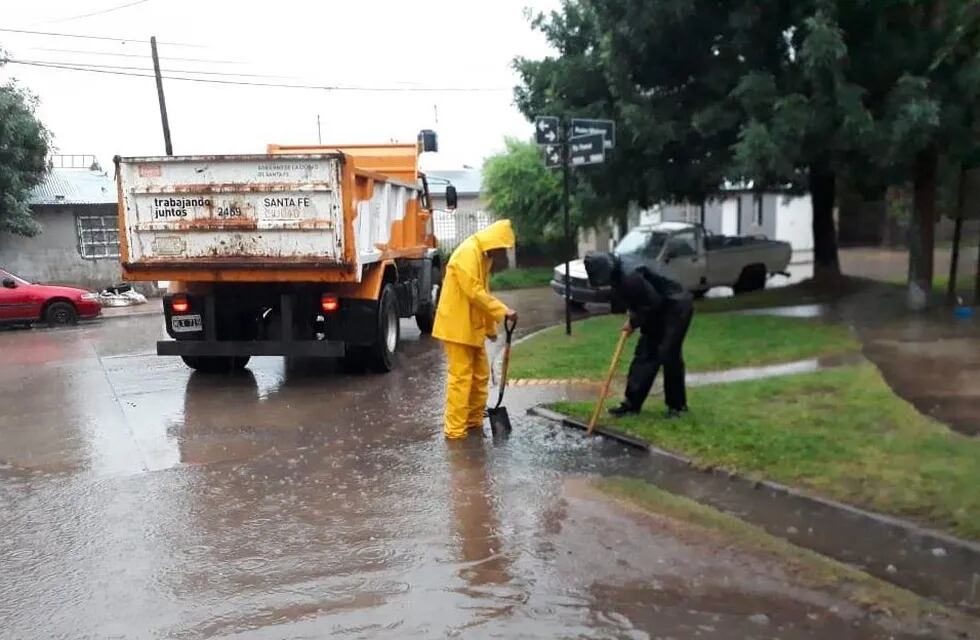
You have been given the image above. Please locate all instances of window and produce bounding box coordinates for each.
[753,194,763,227]
[615,229,668,257]
[667,230,698,257]
[76,214,120,259]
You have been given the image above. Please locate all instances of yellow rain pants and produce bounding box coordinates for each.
[433,220,516,438]
[442,342,491,439]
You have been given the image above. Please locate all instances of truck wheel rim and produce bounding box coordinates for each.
[385,306,398,352]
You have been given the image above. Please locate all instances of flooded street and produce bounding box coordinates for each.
[0,291,971,638]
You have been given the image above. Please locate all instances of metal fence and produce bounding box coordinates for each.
[433,209,493,252]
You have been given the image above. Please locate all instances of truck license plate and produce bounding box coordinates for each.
[171,314,202,333]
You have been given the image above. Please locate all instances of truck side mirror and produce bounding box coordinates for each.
[418,129,439,153]
[2,278,17,289]
[445,185,458,210]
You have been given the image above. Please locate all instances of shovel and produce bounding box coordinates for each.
[487,316,518,436]
[587,327,631,435]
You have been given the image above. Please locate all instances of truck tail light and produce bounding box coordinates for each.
[171,295,190,314]
[320,293,339,314]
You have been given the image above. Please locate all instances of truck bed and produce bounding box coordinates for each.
[118,155,349,273]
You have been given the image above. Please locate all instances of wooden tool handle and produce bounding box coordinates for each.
[587,328,630,435]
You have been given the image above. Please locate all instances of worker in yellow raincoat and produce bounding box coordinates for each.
[433,220,518,439]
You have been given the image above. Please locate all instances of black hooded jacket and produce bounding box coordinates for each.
[584,252,692,331]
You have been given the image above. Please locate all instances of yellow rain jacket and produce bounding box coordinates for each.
[433,220,515,438]
[433,220,515,347]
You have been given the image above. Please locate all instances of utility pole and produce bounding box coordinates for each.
[562,117,572,336]
[150,36,172,156]
[317,114,322,144]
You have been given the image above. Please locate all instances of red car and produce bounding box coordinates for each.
[0,268,102,326]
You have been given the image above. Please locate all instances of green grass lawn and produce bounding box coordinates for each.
[490,267,554,291]
[554,364,980,541]
[510,313,858,380]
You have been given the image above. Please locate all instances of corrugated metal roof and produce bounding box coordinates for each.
[28,168,116,206]
[426,168,482,197]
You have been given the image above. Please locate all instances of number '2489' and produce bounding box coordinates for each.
[217,206,243,217]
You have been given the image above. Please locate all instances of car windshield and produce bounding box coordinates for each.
[614,229,669,257]
[0,269,29,285]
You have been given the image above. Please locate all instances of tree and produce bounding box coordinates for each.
[514,1,740,236]
[515,1,841,275]
[0,60,50,236]
[866,1,980,308]
[482,138,564,240]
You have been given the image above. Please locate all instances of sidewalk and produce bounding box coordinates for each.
[99,301,162,320]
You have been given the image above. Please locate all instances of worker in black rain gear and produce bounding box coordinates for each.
[583,252,694,418]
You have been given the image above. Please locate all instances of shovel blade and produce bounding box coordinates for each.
[487,406,512,436]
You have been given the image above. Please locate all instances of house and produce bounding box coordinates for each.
[0,155,130,291]
[580,190,815,266]
[658,190,814,257]
[427,167,490,249]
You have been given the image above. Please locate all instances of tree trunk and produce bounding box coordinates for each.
[975,218,980,304]
[946,165,965,306]
[809,162,840,282]
[907,148,938,310]
[616,210,629,238]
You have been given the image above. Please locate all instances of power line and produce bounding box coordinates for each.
[13,57,294,79]
[39,0,153,25]
[0,27,203,48]
[22,46,245,64]
[2,58,512,92]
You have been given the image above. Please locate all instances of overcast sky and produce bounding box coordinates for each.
[1,0,559,172]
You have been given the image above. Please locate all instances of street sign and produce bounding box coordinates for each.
[570,118,615,149]
[542,144,562,168]
[535,116,560,145]
[568,133,605,166]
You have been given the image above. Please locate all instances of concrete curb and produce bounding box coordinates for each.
[96,308,163,321]
[528,404,980,613]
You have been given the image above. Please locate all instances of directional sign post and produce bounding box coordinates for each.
[535,116,560,145]
[534,114,616,335]
[570,118,615,149]
[542,144,563,169]
[569,133,605,166]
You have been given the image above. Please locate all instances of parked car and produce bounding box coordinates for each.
[0,269,102,326]
[551,222,792,306]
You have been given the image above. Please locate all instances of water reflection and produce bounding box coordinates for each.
[445,435,516,628]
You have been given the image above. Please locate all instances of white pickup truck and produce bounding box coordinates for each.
[552,222,792,305]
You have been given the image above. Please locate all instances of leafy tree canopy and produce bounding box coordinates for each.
[0,55,51,237]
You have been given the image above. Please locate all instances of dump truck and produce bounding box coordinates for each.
[115,132,453,373]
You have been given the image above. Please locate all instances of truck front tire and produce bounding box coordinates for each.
[181,355,250,373]
[415,264,442,334]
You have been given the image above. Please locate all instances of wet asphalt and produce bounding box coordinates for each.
[0,289,973,639]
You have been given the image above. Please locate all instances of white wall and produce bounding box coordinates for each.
[774,195,814,252]
[721,199,738,236]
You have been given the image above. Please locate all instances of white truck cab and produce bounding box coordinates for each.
[552,222,792,305]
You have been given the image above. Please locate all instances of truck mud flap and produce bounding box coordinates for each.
[158,340,345,357]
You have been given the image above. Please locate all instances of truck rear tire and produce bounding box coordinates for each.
[181,355,250,373]
[733,264,767,295]
[350,284,399,373]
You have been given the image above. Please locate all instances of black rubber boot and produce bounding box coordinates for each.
[608,403,640,417]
